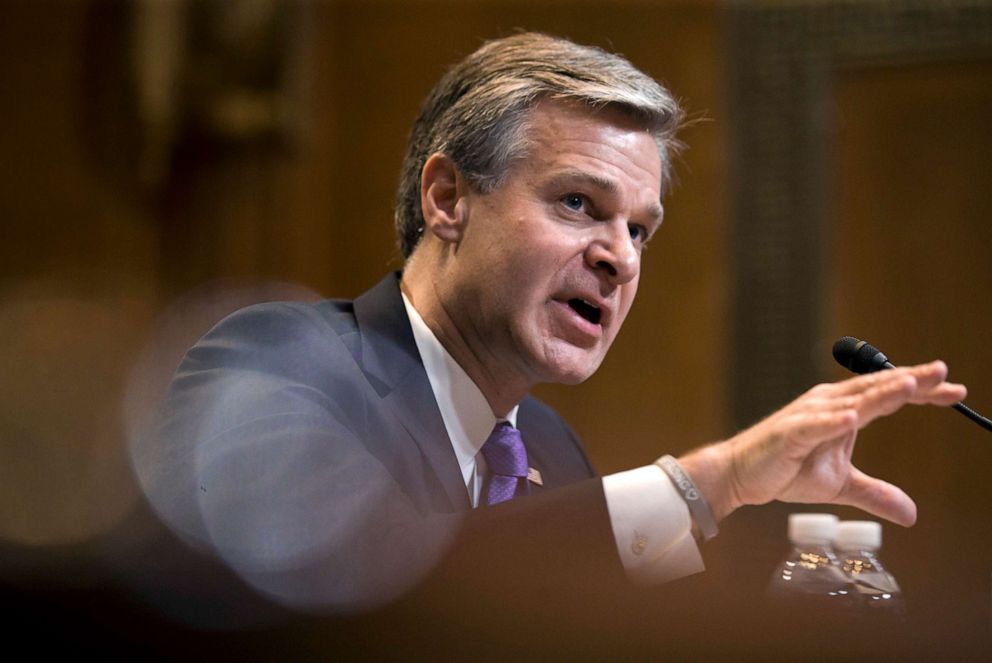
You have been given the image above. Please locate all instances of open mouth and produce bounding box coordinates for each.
[567,298,602,325]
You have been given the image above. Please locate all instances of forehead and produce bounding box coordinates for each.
[517,100,663,205]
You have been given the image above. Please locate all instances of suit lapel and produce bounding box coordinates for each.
[518,402,550,496]
[352,274,470,511]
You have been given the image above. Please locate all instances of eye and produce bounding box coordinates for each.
[561,193,587,212]
[628,224,648,243]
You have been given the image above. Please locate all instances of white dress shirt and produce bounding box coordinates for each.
[401,293,704,584]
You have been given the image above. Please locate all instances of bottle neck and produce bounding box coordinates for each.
[791,539,833,553]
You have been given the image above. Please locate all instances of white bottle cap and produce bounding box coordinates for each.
[835,520,882,551]
[787,513,838,544]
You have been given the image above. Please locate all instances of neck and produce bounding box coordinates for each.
[401,249,531,417]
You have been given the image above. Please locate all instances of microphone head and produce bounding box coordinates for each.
[832,336,891,374]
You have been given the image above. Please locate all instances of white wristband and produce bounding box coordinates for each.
[655,455,719,541]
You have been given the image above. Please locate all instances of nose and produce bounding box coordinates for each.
[585,222,639,285]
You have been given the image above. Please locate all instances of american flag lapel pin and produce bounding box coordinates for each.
[527,467,543,486]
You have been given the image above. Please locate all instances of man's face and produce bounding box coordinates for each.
[442,100,664,387]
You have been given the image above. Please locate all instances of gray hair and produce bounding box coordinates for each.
[394,32,685,259]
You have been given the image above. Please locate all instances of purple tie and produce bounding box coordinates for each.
[481,422,529,505]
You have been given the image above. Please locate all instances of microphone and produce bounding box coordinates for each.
[832,336,992,433]
[832,336,895,374]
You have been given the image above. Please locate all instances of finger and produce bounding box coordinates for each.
[903,361,967,404]
[790,395,862,416]
[905,359,948,382]
[850,365,966,420]
[834,467,917,527]
[859,360,965,405]
[820,367,916,399]
[852,374,919,428]
[910,381,967,406]
[825,360,946,398]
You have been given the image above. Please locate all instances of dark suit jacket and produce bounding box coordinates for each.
[150,273,623,615]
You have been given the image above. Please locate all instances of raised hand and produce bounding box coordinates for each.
[680,361,967,527]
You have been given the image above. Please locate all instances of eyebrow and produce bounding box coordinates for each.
[546,169,664,223]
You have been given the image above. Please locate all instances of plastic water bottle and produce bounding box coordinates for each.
[768,513,854,608]
[834,520,906,620]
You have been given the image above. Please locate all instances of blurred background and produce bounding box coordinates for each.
[1,0,990,657]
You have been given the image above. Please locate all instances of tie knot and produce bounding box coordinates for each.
[481,421,528,478]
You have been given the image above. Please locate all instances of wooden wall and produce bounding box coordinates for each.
[828,58,992,643]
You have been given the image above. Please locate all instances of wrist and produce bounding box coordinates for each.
[656,455,719,541]
[675,443,740,523]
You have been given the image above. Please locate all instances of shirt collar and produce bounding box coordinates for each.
[401,292,518,486]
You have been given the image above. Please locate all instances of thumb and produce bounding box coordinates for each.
[834,467,917,527]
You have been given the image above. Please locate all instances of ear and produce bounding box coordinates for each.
[420,153,468,245]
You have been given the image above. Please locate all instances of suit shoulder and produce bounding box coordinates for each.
[196,297,361,348]
[178,298,360,381]
[204,299,355,340]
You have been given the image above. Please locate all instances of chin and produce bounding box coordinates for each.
[538,347,603,385]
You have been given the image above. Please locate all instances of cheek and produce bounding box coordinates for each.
[498,239,558,286]
[614,280,639,324]
[623,274,640,302]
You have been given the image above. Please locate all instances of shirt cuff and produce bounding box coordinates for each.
[602,464,705,585]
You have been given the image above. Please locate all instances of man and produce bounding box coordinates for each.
[151,33,965,619]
